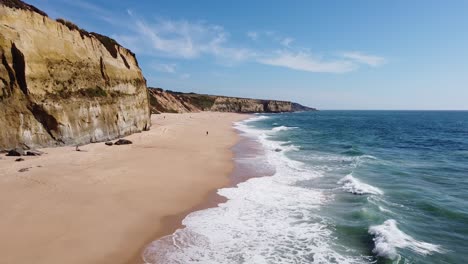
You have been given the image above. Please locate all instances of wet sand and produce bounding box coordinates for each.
[0,112,247,264]
[141,120,276,263]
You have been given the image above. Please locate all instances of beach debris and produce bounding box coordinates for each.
[15,158,25,162]
[6,149,25,156]
[18,167,31,172]
[206,131,209,135]
[105,141,113,146]
[114,139,132,145]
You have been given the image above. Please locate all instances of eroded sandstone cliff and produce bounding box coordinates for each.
[0,1,151,149]
[148,88,316,114]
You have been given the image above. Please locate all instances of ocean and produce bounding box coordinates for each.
[144,111,468,264]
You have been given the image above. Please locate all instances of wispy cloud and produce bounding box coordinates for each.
[112,13,385,74]
[280,37,294,47]
[259,51,356,73]
[40,0,386,76]
[116,16,254,63]
[54,0,127,28]
[247,31,258,41]
[342,52,386,66]
[180,73,191,79]
[152,63,177,73]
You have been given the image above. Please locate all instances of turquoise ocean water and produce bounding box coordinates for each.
[145,111,468,264]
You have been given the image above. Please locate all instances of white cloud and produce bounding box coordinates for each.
[152,63,176,73]
[247,31,258,41]
[342,52,386,66]
[258,51,356,73]
[280,37,294,47]
[116,17,254,63]
[112,13,385,74]
[180,73,191,79]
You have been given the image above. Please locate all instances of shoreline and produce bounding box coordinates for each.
[135,182,229,264]
[141,116,276,263]
[138,116,260,263]
[0,112,248,264]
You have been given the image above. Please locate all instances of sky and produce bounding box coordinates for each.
[27,0,468,110]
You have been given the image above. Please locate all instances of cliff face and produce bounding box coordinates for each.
[148,88,201,113]
[210,97,293,113]
[0,1,151,149]
[148,88,316,114]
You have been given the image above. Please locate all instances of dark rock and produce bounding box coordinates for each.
[25,150,42,156]
[7,149,23,156]
[274,148,282,152]
[114,139,132,145]
[18,167,30,172]
[15,158,24,162]
[105,141,113,146]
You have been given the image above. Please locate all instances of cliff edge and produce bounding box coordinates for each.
[148,88,316,114]
[0,0,151,149]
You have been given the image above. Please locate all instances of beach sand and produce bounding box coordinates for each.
[0,112,247,264]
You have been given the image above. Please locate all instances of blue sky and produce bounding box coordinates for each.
[28,0,468,109]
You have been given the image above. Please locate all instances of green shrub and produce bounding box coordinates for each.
[79,86,107,97]
[185,94,215,110]
[56,18,91,39]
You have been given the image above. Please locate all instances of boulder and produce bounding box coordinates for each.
[7,149,23,156]
[114,139,132,145]
[15,158,25,162]
[105,141,113,146]
[25,150,42,156]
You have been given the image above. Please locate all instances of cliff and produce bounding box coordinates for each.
[148,88,316,114]
[0,0,151,149]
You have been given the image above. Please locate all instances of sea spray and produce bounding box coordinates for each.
[337,173,384,195]
[368,219,444,260]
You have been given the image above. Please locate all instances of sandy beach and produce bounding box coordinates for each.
[0,112,247,264]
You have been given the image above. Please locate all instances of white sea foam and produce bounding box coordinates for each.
[244,115,270,123]
[298,153,378,168]
[368,196,407,209]
[361,155,377,160]
[368,219,444,260]
[271,125,298,132]
[338,173,384,195]
[143,116,365,264]
[277,142,300,153]
[378,206,394,214]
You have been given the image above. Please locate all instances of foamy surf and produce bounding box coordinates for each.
[337,173,384,195]
[271,125,298,132]
[368,219,444,260]
[143,111,462,263]
[143,115,366,264]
